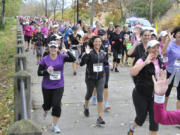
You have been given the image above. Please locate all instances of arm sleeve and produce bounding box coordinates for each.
[64,51,76,62]
[80,52,90,66]
[128,45,138,57]
[154,94,180,125]
[37,64,49,76]
[37,58,49,76]
[166,42,171,54]
[135,58,143,65]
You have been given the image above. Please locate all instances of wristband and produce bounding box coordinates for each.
[154,94,165,104]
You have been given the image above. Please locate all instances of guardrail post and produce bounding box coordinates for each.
[15,54,26,72]
[14,71,31,121]
[17,37,23,45]
[16,44,24,54]
[9,119,42,135]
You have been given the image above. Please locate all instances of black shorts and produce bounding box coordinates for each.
[122,45,128,56]
[132,89,159,131]
[36,46,43,57]
[165,71,180,100]
[24,35,31,43]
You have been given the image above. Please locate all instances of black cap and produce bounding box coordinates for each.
[98,29,106,36]
[114,24,120,28]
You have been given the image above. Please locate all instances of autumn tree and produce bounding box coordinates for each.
[1,0,5,27]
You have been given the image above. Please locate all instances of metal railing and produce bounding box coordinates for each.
[15,20,29,120]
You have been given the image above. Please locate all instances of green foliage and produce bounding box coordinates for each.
[5,0,23,17]
[55,8,90,23]
[105,11,122,26]
[0,18,16,135]
[153,0,172,19]
[131,0,172,20]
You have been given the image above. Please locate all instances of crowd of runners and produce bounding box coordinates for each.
[18,16,180,135]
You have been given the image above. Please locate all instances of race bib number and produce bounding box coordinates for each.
[174,59,180,67]
[93,63,103,72]
[163,56,168,63]
[118,54,122,59]
[50,71,61,80]
[71,50,76,56]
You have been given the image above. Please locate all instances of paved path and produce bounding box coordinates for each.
[26,48,180,135]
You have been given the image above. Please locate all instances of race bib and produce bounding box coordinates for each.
[50,71,61,80]
[71,50,76,56]
[163,56,168,63]
[174,59,180,67]
[93,63,103,72]
[118,54,122,59]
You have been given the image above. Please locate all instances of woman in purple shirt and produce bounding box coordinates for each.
[153,70,180,125]
[162,26,180,110]
[37,41,75,133]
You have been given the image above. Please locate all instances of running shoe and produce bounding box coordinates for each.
[73,71,77,76]
[104,102,111,111]
[84,105,89,117]
[111,67,114,71]
[92,96,97,105]
[128,121,134,135]
[52,124,61,134]
[96,117,105,125]
[42,111,48,120]
[127,130,134,135]
[115,68,119,72]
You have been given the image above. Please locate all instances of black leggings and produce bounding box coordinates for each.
[85,77,105,102]
[42,87,64,117]
[165,71,180,100]
[132,89,159,131]
[112,49,120,63]
[104,67,110,88]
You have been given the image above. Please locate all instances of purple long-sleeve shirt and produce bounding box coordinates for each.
[154,94,180,125]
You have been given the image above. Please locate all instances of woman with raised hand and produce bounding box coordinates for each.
[128,40,165,135]
[153,70,180,125]
[37,41,75,134]
[80,36,107,126]
[161,26,180,110]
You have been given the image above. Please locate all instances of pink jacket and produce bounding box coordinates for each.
[154,96,180,125]
[23,25,32,37]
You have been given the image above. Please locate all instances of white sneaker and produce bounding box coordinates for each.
[52,125,61,134]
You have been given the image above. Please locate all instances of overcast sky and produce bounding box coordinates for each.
[24,0,73,8]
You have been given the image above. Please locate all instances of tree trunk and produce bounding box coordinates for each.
[1,0,5,26]
[149,0,153,23]
[77,0,79,24]
[62,0,64,21]
[45,0,48,17]
[90,0,95,26]
[72,0,75,25]
[54,9,56,20]
[119,1,125,23]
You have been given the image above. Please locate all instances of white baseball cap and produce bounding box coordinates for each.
[48,41,58,48]
[147,40,160,49]
[54,34,62,40]
[53,24,59,28]
[160,31,168,37]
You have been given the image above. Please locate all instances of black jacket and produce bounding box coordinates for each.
[33,32,44,47]
[135,55,164,98]
[80,49,107,80]
[110,32,123,53]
